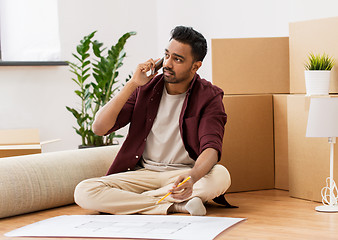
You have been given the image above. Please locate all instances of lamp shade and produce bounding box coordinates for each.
[306,98,338,138]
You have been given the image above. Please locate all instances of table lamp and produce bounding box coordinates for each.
[306,97,338,212]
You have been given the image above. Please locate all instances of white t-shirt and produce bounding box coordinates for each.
[142,86,195,171]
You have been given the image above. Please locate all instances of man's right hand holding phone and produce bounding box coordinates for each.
[93,57,161,135]
[130,58,163,88]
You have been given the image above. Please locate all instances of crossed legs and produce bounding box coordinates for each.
[74,164,231,215]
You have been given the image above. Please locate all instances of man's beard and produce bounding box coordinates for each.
[163,67,177,83]
[163,67,191,84]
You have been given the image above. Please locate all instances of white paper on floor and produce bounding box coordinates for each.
[5,214,245,240]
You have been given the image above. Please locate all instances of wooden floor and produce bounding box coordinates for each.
[1,189,338,240]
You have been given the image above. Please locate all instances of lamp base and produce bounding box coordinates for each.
[315,205,338,212]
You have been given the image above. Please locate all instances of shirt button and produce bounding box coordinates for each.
[127,168,130,171]
[136,155,139,159]
[144,138,147,142]
[149,118,152,122]
[150,98,153,101]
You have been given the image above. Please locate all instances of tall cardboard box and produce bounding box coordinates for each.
[273,94,289,190]
[212,37,290,94]
[289,16,338,94]
[287,95,338,202]
[221,95,275,192]
[0,129,42,158]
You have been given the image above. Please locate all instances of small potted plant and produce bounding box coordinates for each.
[66,30,136,148]
[304,53,335,96]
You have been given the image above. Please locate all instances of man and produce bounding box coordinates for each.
[74,26,231,216]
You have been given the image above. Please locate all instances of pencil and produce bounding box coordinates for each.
[156,176,191,204]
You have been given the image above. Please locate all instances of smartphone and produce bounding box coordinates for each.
[152,57,164,75]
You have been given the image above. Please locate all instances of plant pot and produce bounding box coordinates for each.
[78,143,119,149]
[304,70,331,96]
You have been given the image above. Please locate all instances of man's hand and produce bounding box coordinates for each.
[169,148,219,201]
[170,173,195,200]
[130,58,159,87]
[93,58,161,136]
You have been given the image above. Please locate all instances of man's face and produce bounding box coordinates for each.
[162,39,197,84]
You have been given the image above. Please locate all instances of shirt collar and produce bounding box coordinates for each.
[186,73,199,94]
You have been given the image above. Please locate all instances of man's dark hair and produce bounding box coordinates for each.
[170,26,207,62]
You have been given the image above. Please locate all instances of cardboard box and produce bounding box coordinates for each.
[287,95,338,202]
[273,94,289,190]
[289,17,338,94]
[0,129,42,158]
[212,37,290,94]
[220,95,275,192]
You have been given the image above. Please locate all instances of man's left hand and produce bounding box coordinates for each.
[169,173,194,200]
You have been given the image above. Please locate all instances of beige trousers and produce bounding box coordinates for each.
[74,164,231,215]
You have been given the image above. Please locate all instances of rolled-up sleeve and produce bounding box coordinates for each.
[198,93,227,161]
[105,88,138,135]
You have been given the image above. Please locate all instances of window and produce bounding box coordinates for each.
[0,0,61,63]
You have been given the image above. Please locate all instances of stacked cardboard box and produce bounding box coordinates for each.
[273,95,289,190]
[286,95,338,202]
[212,37,289,95]
[289,17,338,94]
[287,17,338,202]
[212,37,289,192]
[221,95,275,192]
[212,16,338,201]
[0,129,42,158]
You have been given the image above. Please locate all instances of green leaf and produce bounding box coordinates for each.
[66,107,81,119]
[82,67,90,75]
[69,61,80,70]
[82,53,90,60]
[113,134,124,138]
[85,99,92,111]
[84,87,91,99]
[305,52,335,70]
[74,127,82,136]
[82,74,91,82]
[88,30,97,39]
[76,45,84,55]
[82,60,91,68]
[71,77,80,86]
[71,54,82,63]
[75,90,82,97]
[92,40,104,57]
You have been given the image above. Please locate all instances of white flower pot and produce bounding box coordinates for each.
[304,70,331,96]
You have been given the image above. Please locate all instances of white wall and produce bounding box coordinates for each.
[156,0,338,82]
[1,0,338,152]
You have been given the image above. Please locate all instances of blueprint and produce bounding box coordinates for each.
[5,214,245,240]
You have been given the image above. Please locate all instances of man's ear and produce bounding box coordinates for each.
[192,61,202,73]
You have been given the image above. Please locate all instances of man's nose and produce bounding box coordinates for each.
[163,57,173,69]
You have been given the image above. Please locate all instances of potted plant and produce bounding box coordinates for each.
[66,30,136,147]
[304,53,335,96]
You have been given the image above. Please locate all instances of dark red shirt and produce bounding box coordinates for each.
[106,73,227,175]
